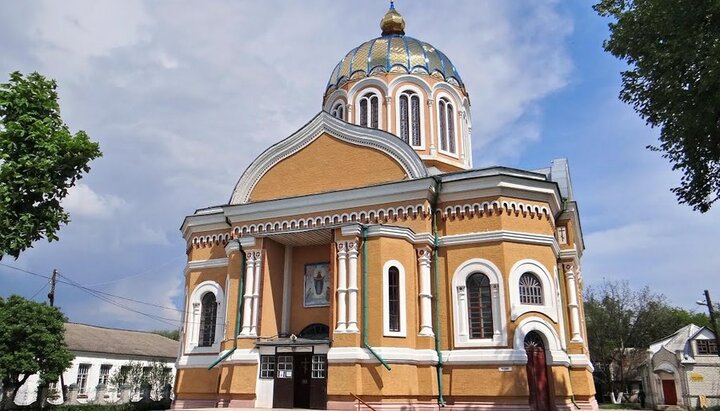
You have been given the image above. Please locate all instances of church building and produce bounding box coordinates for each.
[174,4,597,411]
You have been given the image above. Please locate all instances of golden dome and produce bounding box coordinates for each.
[380,2,405,36]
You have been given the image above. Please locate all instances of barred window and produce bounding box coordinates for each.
[467,273,493,339]
[519,272,543,305]
[311,355,326,379]
[77,364,90,394]
[697,340,718,355]
[438,97,456,154]
[199,292,217,347]
[398,90,421,147]
[260,356,275,379]
[330,102,345,120]
[276,355,293,379]
[388,266,400,332]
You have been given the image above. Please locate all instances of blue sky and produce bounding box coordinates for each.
[1,1,717,330]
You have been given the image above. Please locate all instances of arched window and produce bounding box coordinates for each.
[199,292,217,347]
[383,260,406,337]
[399,90,421,147]
[358,92,380,129]
[438,97,456,154]
[330,101,345,121]
[467,273,493,339]
[388,266,400,332]
[519,272,543,305]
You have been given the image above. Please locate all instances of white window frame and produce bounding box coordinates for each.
[185,280,225,354]
[394,85,426,149]
[508,259,558,323]
[436,93,460,158]
[382,260,407,337]
[77,363,91,395]
[451,258,507,347]
[98,364,112,386]
[330,100,346,121]
[354,87,383,130]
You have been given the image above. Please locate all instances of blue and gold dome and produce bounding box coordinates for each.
[325,3,465,95]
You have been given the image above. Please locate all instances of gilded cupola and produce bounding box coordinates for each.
[323,3,473,172]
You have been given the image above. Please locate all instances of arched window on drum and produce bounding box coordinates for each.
[330,101,345,121]
[398,90,422,147]
[358,91,380,129]
[438,97,456,154]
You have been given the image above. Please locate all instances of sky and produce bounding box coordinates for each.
[0,0,717,331]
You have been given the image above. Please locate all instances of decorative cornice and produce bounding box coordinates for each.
[184,258,229,276]
[440,200,551,221]
[229,112,428,204]
[440,231,560,255]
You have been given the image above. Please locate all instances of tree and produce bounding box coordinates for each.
[110,360,172,400]
[584,280,709,400]
[0,71,102,259]
[594,0,720,212]
[150,329,180,341]
[0,295,74,409]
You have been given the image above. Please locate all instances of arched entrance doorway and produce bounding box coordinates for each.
[525,331,552,411]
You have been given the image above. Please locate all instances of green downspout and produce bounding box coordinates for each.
[361,225,391,371]
[208,240,246,369]
[430,177,446,406]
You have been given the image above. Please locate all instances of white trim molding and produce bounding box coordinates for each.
[184,258,228,276]
[451,258,507,348]
[508,259,559,323]
[185,281,225,355]
[382,260,407,337]
[229,112,428,204]
[513,316,568,366]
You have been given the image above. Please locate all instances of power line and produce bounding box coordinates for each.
[82,256,184,288]
[29,279,51,300]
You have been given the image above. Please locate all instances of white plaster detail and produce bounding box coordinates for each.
[512,316,569,366]
[346,241,359,333]
[508,259,559,323]
[416,247,434,336]
[184,258,228,276]
[240,252,255,337]
[335,241,348,332]
[451,258,507,348]
[185,281,225,354]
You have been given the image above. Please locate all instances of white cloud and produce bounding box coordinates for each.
[62,183,126,219]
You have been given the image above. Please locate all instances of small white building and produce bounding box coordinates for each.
[640,324,719,409]
[14,322,179,406]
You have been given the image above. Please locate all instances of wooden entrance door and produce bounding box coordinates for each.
[293,354,312,409]
[662,380,677,405]
[525,332,552,411]
[273,354,294,408]
[309,354,328,409]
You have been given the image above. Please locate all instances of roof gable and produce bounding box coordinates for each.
[230,112,428,204]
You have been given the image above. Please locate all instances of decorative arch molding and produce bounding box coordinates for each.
[323,89,349,112]
[388,75,434,96]
[229,112,428,204]
[451,258,507,348]
[347,77,390,100]
[513,316,569,366]
[508,259,559,323]
[431,82,465,108]
[186,280,225,354]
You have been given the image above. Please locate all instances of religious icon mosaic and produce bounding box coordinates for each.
[304,262,330,307]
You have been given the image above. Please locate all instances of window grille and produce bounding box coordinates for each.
[331,102,345,120]
[438,97,456,153]
[519,272,543,305]
[467,273,493,339]
[359,92,380,129]
[276,355,293,379]
[199,292,217,347]
[399,95,409,143]
[697,340,718,355]
[388,266,400,332]
[259,356,275,379]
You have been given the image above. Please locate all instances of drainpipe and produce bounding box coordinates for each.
[430,177,446,407]
[361,225,391,371]
[208,240,246,369]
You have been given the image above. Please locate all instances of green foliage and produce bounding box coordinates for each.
[109,361,172,400]
[148,330,179,341]
[585,280,710,397]
[594,0,720,212]
[599,404,642,410]
[0,71,102,259]
[8,403,169,411]
[0,295,74,409]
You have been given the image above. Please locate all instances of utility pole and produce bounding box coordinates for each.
[48,269,57,307]
[701,290,720,358]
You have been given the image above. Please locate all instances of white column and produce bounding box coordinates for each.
[240,251,255,336]
[189,302,200,346]
[346,241,359,333]
[385,96,392,134]
[427,99,437,155]
[281,245,293,335]
[250,250,263,336]
[457,285,468,337]
[336,242,348,332]
[417,247,434,336]
[564,263,583,342]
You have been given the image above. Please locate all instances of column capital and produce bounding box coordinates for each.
[416,247,432,263]
[347,241,358,255]
[385,96,392,105]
